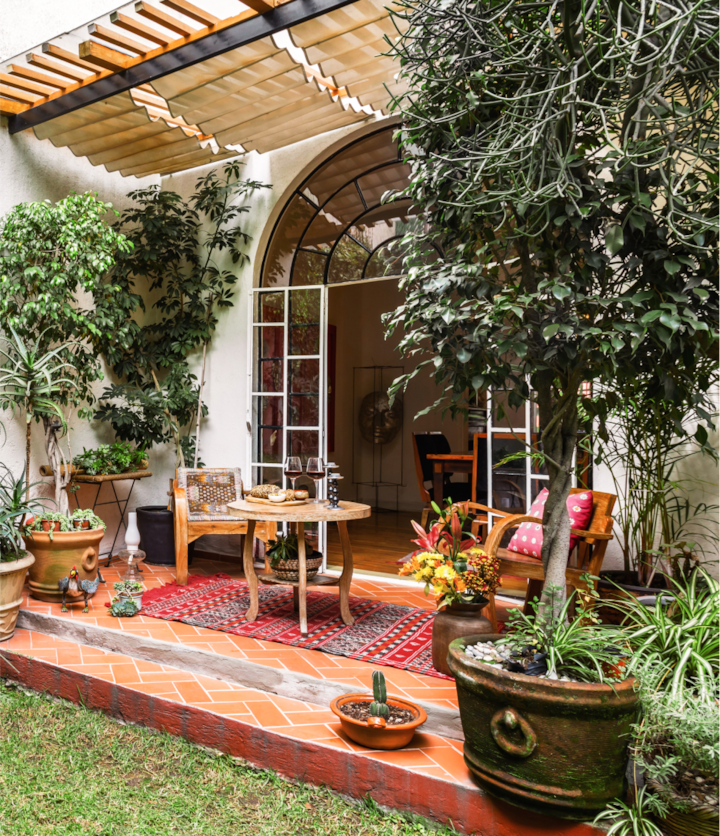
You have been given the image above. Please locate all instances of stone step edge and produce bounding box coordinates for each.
[0,648,602,836]
[16,609,463,741]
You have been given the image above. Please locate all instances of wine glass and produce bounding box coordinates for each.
[307,457,324,503]
[284,456,302,491]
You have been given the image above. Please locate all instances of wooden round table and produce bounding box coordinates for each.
[226,500,371,635]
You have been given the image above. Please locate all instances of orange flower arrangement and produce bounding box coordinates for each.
[399,505,501,608]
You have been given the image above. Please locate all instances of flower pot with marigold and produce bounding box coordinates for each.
[400,506,501,677]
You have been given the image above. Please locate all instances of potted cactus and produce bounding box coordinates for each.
[330,671,427,749]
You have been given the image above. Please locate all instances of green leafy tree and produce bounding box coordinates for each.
[385,0,719,617]
[95,161,270,467]
[0,193,131,505]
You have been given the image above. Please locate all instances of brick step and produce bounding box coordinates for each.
[2,627,602,836]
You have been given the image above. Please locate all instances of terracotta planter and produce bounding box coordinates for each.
[272,551,323,582]
[24,528,104,603]
[330,694,427,750]
[73,520,90,530]
[432,600,493,676]
[448,634,638,819]
[41,521,62,533]
[0,552,35,641]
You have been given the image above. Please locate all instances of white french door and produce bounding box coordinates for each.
[247,285,328,554]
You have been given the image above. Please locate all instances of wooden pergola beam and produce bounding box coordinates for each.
[161,0,220,27]
[88,23,150,55]
[26,53,90,82]
[0,72,54,96]
[135,2,199,37]
[41,43,101,73]
[79,42,134,72]
[0,84,41,104]
[6,64,69,90]
[110,11,173,45]
[8,0,359,134]
[241,0,276,13]
[0,98,26,114]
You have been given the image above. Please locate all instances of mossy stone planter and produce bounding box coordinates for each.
[448,634,638,819]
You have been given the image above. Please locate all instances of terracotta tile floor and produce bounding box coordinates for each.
[17,558,517,710]
[6,558,517,787]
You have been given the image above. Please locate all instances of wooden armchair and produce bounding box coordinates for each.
[172,468,276,585]
[461,488,616,631]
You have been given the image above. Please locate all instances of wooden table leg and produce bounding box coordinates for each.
[433,462,444,508]
[297,522,308,634]
[336,520,355,626]
[292,586,299,612]
[243,519,258,622]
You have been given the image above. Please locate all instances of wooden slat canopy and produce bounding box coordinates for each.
[1,0,405,177]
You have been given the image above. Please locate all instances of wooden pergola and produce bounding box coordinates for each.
[1,0,405,177]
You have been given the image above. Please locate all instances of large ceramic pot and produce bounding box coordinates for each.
[432,600,493,676]
[448,634,638,819]
[0,552,35,641]
[24,529,104,603]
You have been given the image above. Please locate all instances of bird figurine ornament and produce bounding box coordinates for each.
[57,566,102,613]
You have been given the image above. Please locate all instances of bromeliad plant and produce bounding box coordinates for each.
[401,503,501,607]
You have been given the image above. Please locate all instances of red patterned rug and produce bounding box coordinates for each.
[142,573,453,680]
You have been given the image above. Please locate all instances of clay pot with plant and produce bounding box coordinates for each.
[400,503,500,676]
[331,671,427,750]
[23,510,106,604]
[267,533,323,582]
[0,465,47,641]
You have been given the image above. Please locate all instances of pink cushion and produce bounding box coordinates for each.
[507,489,594,559]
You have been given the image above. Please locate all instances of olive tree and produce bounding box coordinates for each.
[385,0,719,616]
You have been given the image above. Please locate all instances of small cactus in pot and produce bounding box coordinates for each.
[368,671,390,727]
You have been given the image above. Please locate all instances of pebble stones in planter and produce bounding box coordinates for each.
[464,640,581,681]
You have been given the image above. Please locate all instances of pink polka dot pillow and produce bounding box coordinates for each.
[507,489,594,559]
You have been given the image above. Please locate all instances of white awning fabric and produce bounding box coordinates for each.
[5,0,405,177]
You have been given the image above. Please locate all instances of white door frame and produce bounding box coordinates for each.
[247,285,329,560]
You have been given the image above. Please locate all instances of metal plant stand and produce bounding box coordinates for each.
[68,471,153,566]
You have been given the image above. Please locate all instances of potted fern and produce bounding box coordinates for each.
[267,533,323,582]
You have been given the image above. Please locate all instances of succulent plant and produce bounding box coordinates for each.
[109,596,139,617]
[370,670,389,719]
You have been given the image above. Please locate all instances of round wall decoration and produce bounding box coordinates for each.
[358,391,403,445]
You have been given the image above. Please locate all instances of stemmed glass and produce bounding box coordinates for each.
[307,457,324,504]
[284,456,302,491]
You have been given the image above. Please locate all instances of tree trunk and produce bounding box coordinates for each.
[25,418,32,504]
[193,341,208,468]
[43,416,70,516]
[536,373,580,621]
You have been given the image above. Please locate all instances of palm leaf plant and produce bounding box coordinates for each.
[0,327,75,506]
[0,465,50,561]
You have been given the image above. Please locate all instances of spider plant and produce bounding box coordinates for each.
[0,327,74,501]
[614,568,719,700]
[0,464,50,561]
[593,788,664,836]
[497,577,628,682]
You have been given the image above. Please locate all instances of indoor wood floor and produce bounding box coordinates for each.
[326,510,418,575]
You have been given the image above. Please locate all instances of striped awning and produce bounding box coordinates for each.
[1,0,405,178]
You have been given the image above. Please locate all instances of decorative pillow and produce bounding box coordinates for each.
[507,489,594,559]
[178,468,243,521]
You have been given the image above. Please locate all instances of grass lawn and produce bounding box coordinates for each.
[0,680,455,836]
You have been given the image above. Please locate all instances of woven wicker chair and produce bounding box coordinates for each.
[460,488,616,630]
[172,468,276,585]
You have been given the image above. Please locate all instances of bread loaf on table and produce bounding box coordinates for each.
[249,485,294,501]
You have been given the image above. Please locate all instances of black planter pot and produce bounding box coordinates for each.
[597,570,668,623]
[137,505,194,566]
